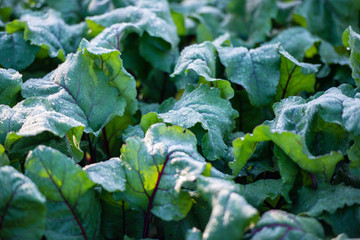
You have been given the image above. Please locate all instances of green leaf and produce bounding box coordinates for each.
[218,44,281,107]
[102,114,135,156]
[237,141,275,179]
[86,0,178,46]
[348,136,360,174]
[88,25,178,73]
[0,68,22,106]
[294,0,360,46]
[231,84,360,177]
[171,9,186,36]
[266,27,349,65]
[100,194,143,239]
[229,90,270,133]
[272,87,353,154]
[140,112,164,133]
[21,41,137,135]
[248,210,324,240]
[86,0,180,73]
[275,1,301,26]
[0,98,84,144]
[4,127,85,165]
[156,210,204,240]
[0,0,32,19]
[197,176,259,240]
[158,84,238,160]
[239,179,283,209]
[195,7,224,43]
[45,0,111,24]
[0,165,46,240]
[0,6,12,23]
[276,48,319,100]
[171,42,216,81]
[318,40,350,65]
[139,33,179,73]
[123,125,145,143]
[231,124,343,179]
[292,183,360,216]
[25,145,101,240]
[265,27,318,61]
[170,2,226,43]
[6,9,87,60]
[225,0,278,46]
[171,41,233,99]
[84,157,126,192]
[343,26,360,86]
[116,123,206,222]
[0,31,39,70]
[274,146,299,203]
[0,144,9,167]
[320,205,360,238]
[64,125,84,162]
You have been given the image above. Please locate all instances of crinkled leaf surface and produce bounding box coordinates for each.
[84,157,126,192]
[0,68,22,106]
[1,123,84,164]
[0,98,84,144]
[231,124,343,179]
[158,84,238,160]
[25,145,101,240]
[171,41,234,99]
[232,84,360,177]
[218,44,281,107]
[21,42,137,135]
[172,41,217,82]
[271,85,352,141]
[0,166,46,240]
[86,0,178,48]
[116,123,206,221]
[273,84,360,146]
[248,210,324,240]
[197,176,259,240]
[80,40,137,114]
[6,9,87,60]
[0,31,39,70]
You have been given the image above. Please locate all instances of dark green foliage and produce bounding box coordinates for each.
[0,0,359,239]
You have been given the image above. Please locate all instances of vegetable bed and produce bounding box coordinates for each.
[1,0,360,239]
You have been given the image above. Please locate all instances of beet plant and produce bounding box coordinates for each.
[1,0,360,239]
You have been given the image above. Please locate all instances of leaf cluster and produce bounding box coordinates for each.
[1,0,360,239]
